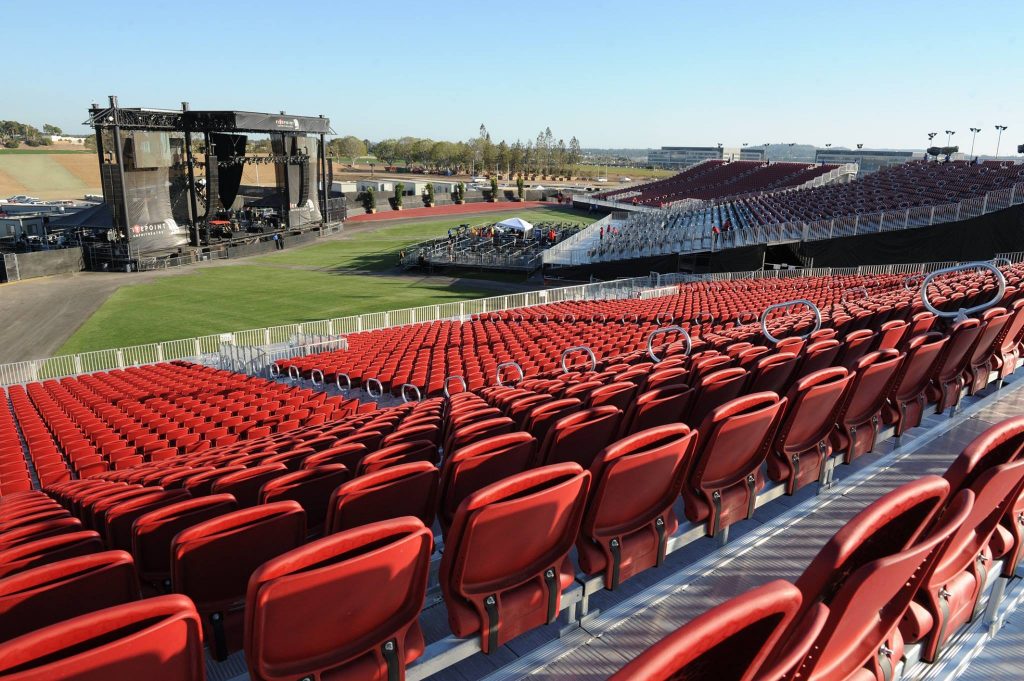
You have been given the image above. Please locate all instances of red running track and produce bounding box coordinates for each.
[345,201,557,223]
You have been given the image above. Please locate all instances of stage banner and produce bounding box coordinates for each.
[210,133,247,210]
[121,131,189,251]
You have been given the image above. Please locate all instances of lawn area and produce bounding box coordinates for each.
[58,266,502,354]
[254,207,596,272]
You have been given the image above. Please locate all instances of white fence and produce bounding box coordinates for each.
[0,276,667,387]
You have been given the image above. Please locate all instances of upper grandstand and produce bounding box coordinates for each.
[566,158,1024,264]
[596,159,847,207]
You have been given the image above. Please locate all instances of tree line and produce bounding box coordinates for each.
[324,125,583,176]
[0,121,67,148]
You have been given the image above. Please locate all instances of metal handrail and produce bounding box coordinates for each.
[692,311,715,326]
[310,369,324,387]
[365,377,384,398]
[335,373,352,392]
[621,313,640,324]
[760,299,822,345]
[401,383,422,403]
[287,365,301,383]
[920,262,1007,322]
[269,363,281,378]
[736,311,758,325]
[561,346,597,374]
[496,361,524,386]
[443,375,467,398]
[647,326,692,363]
[904,273,926,292]
[589,313,607,323]
[656,311,675,325]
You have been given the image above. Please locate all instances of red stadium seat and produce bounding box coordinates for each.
[258,464,350,537]
[619,383,694,437]
[438,432,536,533]
[211,463,289,508]
[578,424,697,589]
[357,440,437,475]
[171,501,306,660]
[132,494,238,589]
[608,580,825,681]
[103,488,192,553]
[885,333,948,435]
[244,518,433,681]
[533,405,623,469]
[767,368,853,494]
[831,350,904,464]
[0,530,104,580]
[0,594,205,681]
[682,393,787,537]
[440,463,590,652]
[326,461,439,533]
[0,550,140,642]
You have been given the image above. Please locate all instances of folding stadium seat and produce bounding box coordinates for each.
[302,442,368,470]
[0,594,205,681]
[909,311,937,338]
[0,550,141,642]
[440,463,590,653]
[446,417,515,455]
[682,393,787,538]
[0,517,84,551]
[261,447,317,471]
[533,406,623,470]
[382,422,442,448]
[618,384,694,438]
[796,339,842,379]
[608,580,827,681]
[994,299,1024,380]
[768,368,854,495]
[828,350,904,465]
[326,461,439,534]
[837,329,877,370]
[524,398,583,444]
[103,488,192,553]
[927,318,983,413]
[259,465,350,537]
[578,424,697,589]
[965,306,1012,394]
[507,393,555,429]
[876,319,910,350]
[244,518,433,681]
[685,367,749,428]
[0,530,104,580]
[745,352,800,395]
[585,381,638,412]
[358,440,437,475]
[171,501,306,660]
[211,463,289,508]
[132,494,238,590]
[778,476,970,681]
[902,458,1024,661]
[885,333,948,436]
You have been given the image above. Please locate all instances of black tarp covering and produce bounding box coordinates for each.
[798,205,1024,267]
[209,133,247,211]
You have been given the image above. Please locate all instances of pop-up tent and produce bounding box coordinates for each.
[495,217,534,235]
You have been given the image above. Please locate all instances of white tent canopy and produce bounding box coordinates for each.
[495,217,534,235]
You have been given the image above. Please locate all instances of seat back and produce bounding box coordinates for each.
[586,381,638,412]
[769,368,853,494]
[0,550,140,642]
[132,494,238,586]
[357,440,437,475]
[0,530,104,580]
[792,484,971,681]
[747,352,799,397]
[877,319,909,350]
[579,424,697,589]
[0,594,205,681]
[683,393,786,537]
[326,461,439,533]
[686,367,749,428]
[608,580,815,681]
[0,516,83,551]
[525,398,582,443]
[440,463,590,652]
[797,339,842,378]
[438,432,536,532]
[104,489,192,553]
[244,518,433,681]
[302,443,368,470]
[211,463,289,508]
[259,465,351,536]
[535,406,624,469]
[837,329,877,370]
[171,501,306,659]
[892,332,948,402]
[620,383,694,437]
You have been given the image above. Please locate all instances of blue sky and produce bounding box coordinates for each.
[8,0,1023,153]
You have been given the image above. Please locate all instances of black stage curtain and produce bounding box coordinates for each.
[209,133,247,211]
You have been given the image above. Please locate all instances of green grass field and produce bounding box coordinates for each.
[255,208,594,272]
[57,207,595,354]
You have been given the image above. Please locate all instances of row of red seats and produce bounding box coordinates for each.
[1,414,1022,680]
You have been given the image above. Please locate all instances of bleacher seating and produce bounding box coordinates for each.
[590,160,1024,262]
[0,262,1022,679]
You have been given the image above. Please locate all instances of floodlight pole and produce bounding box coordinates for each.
[969,127,981,157]
[995,125,1008,158]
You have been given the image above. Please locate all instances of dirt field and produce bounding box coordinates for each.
[0,152,100,200]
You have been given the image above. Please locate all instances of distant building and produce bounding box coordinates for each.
[814,148,921,175]
[49,135,87,145]
[649,145,764,169]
